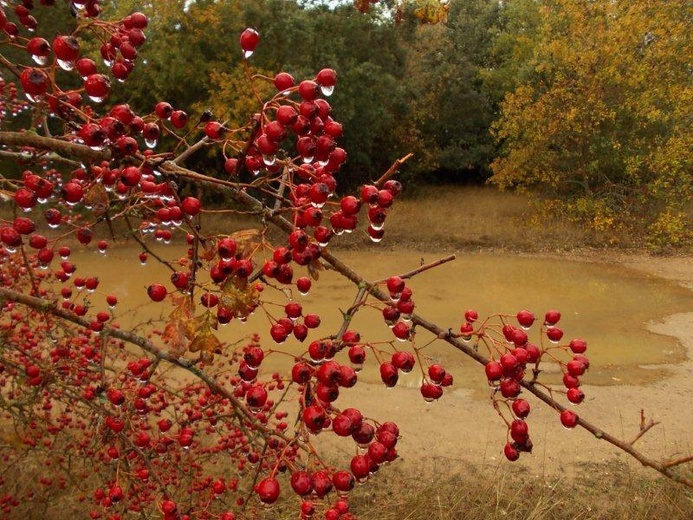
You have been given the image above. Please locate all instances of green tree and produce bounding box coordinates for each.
[402,0,500,182]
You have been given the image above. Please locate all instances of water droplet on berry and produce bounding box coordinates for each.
[145,138,158,149]
[88,94,106,103]
[302,155,314,164]
[32,55,48,66]
[370,221,384,231]
[57,59,74,71]
[368,234,382,243]
[263,154,276,166]
[243,50,254,59]
[320,85,334,96]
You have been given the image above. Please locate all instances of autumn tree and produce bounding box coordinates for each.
[490,0,692,248]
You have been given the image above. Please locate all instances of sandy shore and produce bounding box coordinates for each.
[326,252,693,484]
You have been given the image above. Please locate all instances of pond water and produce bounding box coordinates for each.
[70,245,692,389]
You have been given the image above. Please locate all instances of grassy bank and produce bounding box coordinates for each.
[357,185,691,254]
[198,185,692,254]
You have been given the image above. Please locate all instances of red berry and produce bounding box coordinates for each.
[332,471,355,492]
[512,399,530,418]
[379,362,399,387]
[361,184,378,204]
[240,28,260,56]
[350,454,371,480]
[391,351,415,373]
[500,378,521,398]
[546,327,564,343]
[391,321,410,341]
[155,101,173,119]
[563,373,580,389]
[61,182,84,204]
[290,471,313,496]
[302,404,328,432]
[420,382,443,402]
[84,74,111,102]
[428,364,446,383]
[504,442,520,461]
[312,471,333,498]
[485,361,503,381]
[545,309,561,326]
[560,409,578,428]
[20,68,49,97]
[26,37,50,59]
[53,35,80,62]
[161,499,177,515]
[569,338,587,354]
[170,110,188,128]
[15,188,37,210]
[566,359,586,377]
[274,72,294,92]
[204,121,225,139]
[255,477,280,504]
[276,105,297,126]
[386,275,405,296]
[304,313,321,329]
[332,414,354,437]
[516,310,535,328]
[147,283,167,302]
[510,419,529,443]
[291,362,313,385]
[298,80,319,101]
[340,195,361,215]
[181,197,201,216]
[76,58,97,78]
[566,388,585,404]
[245,385,268,409]
[464,309,478,323]
[348,345,366,366]
[316,68,337,87]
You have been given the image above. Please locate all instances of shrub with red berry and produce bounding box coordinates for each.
[0,3,689,519]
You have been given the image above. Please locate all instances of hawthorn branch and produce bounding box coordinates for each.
[181,172,693,489]
[3,141,688,489]
[0,286,300,450]
[374,153,413,187]
[629,409,660,445]
[0,131,111,164]
[376,254,457,283]
[0,149,82,167]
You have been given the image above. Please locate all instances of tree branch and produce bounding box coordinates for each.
[0,131,111,164]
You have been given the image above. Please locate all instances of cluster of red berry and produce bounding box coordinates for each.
[456,309,590,461]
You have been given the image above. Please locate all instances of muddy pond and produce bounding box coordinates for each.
[70,245,692,389]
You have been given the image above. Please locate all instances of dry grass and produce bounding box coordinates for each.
[381,186,618,253]
[3,454,691,519]
[340,461,693,520]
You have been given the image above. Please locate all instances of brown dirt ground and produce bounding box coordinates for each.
[328,252,693,486]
